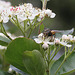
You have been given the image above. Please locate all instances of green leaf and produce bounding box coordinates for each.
[40,24,44,32]
[23,50,46,75]
[50,52,75,75]
[5,37,40,73]
[0,36,11,46]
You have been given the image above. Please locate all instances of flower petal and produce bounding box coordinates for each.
[34,38,42,44]
[47,42,54,45]
[66,44,72,47]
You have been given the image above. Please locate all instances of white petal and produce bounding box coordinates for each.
[47,42,54,45]
[66,44,72,47]
[50,13,56,18]
[45,9,52,17]
[34,38,42,44]
[54,38,60,44]
[42,43,49,49]
[60,42,67,46]
[38,33,43,38]
[68,35,73,40]
[28,15,35,20]
[60,42,72,47]
[37,18,41,22]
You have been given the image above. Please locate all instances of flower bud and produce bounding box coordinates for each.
[54,38,60,45]
[38,33,43,38]
[62,35,68,41]
[67,35,73,41]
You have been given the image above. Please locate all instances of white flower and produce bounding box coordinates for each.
[60,42,72,47]
[68,35,73,39]
[38,33,43,38]
[42,43,49,49]
[34,38,43,44]
[50,13,56,18]
[45,9,52,16]
[45,9,56,18]
[65,35,73,41]
[54,38,60,44]
[34,33,54,45]
[62,34,74,43]
[54,38,72,47]
[62,34,68,41]
[0,2,56,24]
[70,36,75,42]
[8,68,12,73]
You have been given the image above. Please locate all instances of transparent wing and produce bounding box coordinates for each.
[55,28,74,38]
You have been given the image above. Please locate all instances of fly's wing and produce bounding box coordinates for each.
[55,28,74,38]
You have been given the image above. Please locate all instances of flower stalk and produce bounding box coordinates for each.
[55,44,75,75]
[0,22,12,40]
[42,0,47,9]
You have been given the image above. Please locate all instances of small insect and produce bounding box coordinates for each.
[43,28,60,41]
[43,28,60,37]
[43,28,74,38]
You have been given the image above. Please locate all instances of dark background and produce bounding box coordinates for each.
[6,0,75,30]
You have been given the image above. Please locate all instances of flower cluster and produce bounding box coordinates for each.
[62,34,75,43]
[0,0,11,23]
[0,0,56,24]
[34,33,74,49]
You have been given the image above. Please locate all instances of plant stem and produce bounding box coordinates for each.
[0,23,12,40]
[33,17,45,29]
[24,20,28,37]
[27,21,32,38]
[40,44,45,58]
[50,45,60,62]
[55,44,75,75]
[65,46,67,58]
[10,17,25,37]
[50,45,56,58]
[24,21,26,35]
[42,0,47,9]
[48,46,51,62]
[47,46,51,75]
[16,16,26,37]
[66,44,75,58]
[55,58,66,75]
[28,18,45,38]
